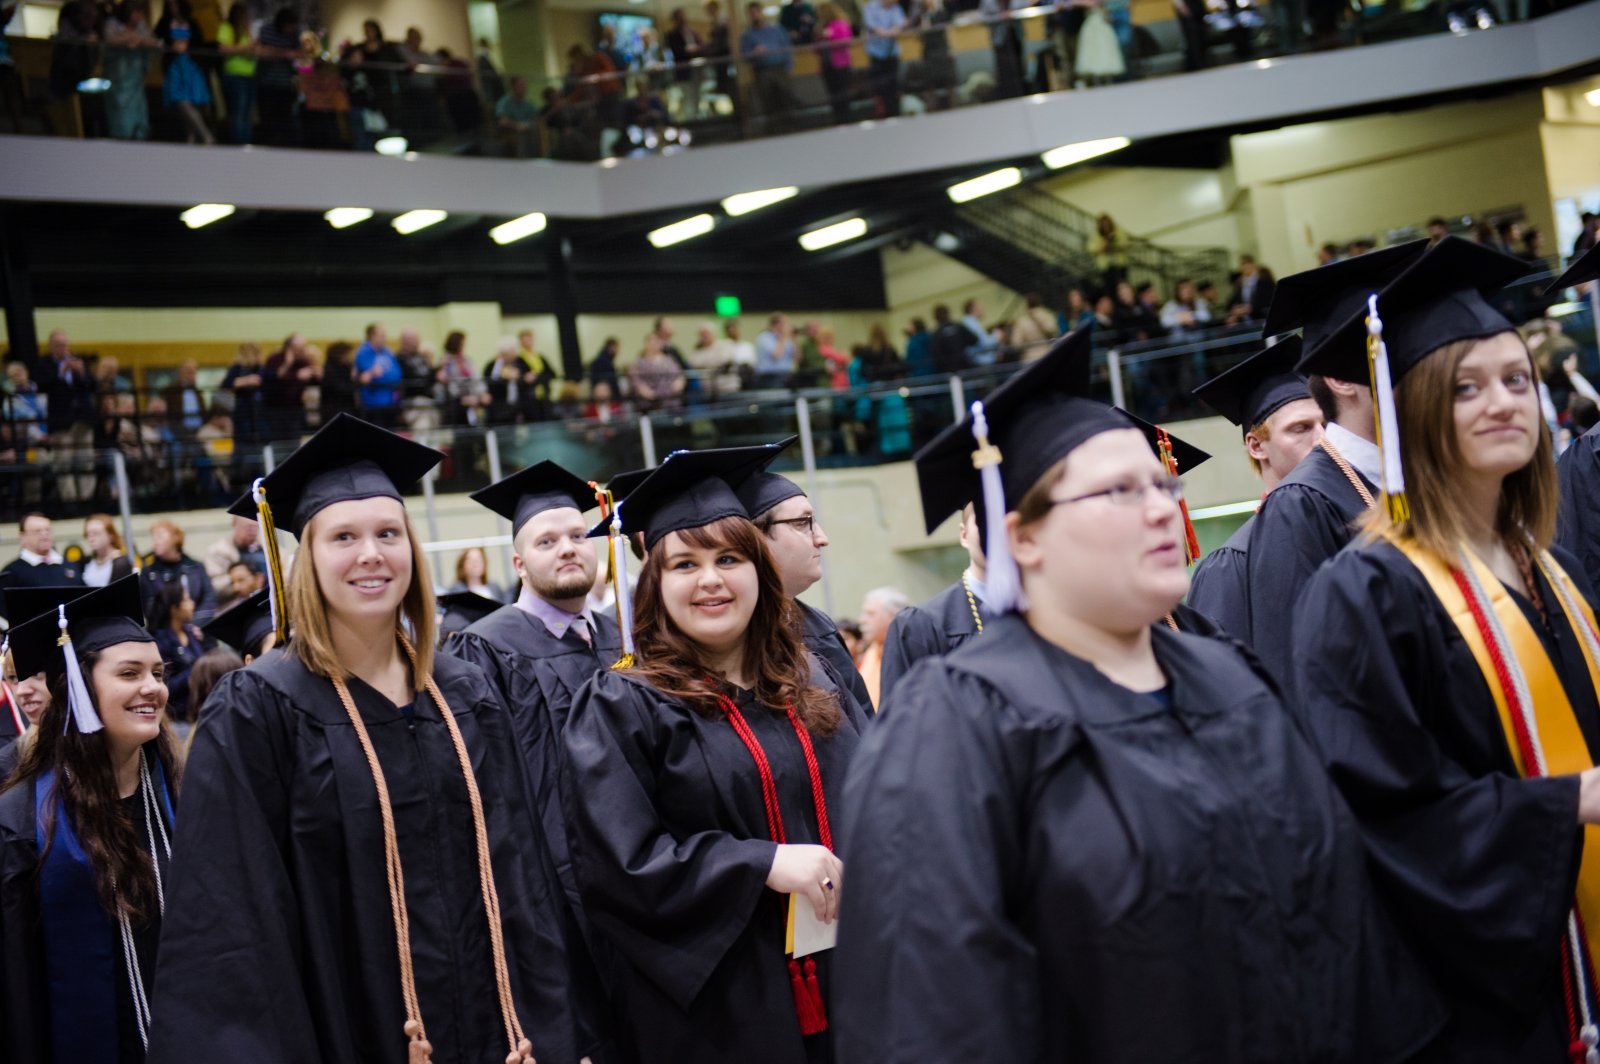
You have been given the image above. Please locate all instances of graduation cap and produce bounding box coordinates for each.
[604,466,656,503]
[1553,244,1599,292]
[1191,336,1311,435]
[1294,236,1533,521]
[5,574,151,734]
[471,459,599,537]
[732,436,802,520]
[226,412,445,645]
[436,589,504,629]
[1264,240,1428,377]
[203,588,275,659]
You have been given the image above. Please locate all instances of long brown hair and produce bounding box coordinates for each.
[630,516,840,736]
[3,650,182,926]
[285,508,437,689]
[1361,334,1558,557]
[85,513,125,555]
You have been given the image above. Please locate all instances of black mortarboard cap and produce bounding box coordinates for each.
[6,575,151,684]
[3,583,96,633]
[436,590,505,628]
[1119,410,1212,474]
[733,437,802,519]
[471,459,598,537]
[1191,336,1312,433]
[1554,244,1599,292]
[226,412,444,537]
[1296,236,1533,383]
[202,589,275,659]
[605,467,655,502]
[1265,240,1428,377]
[590,444,786,549]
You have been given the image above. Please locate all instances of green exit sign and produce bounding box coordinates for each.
[715,295,742,317]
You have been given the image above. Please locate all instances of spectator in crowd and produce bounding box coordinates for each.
[710,318,757,384]
[3,513,84,587]
[902,317,933,377]
[584,380,626,422]
[688,322,741,397]
[483,336,532,424]
[621,78,670,141]
[646,318,685,370]
[855,585,909,709]
[255,6,301,146]
[929,304,972,374]
[569,42,623,148]
[261,332,320,441]
[150,577,211,722]
[1317,242,1340,265]
[222,342,264,479]
[629,332,688,411]
[36,329,97,501]
[1159,278,1213,337]
[855,323,903,382]
[447,545,508,603]
[204,513,264,607]
[227,558,266,602]
[476,36,505,104]
[816,3,854,123]
[216,2,256,145]
[1061,287,1094,333]
[1225,254,1276,323]
[496,75,539,156]
[297,33,352,150]
[2,360,47,449]
[754,313,798,388]
[436,45,482,134]
[740,3,795,132]
[1574,212,1599,259]
[395,327,434,404]
[437,330,488,426]
[82,512,134,588]
[1010,292,1060,361]
[597,21,630,70]
[102,0,158,140]
[792,321,827,387]
[912,0,957,111]
[1090,212,1130,290]
[316,340,356,423]
[864,0,907,116]
[155,0,214,144]
[395,26,442,144]
[1092,291,1117,334]
[92,354,132,396]
[980,0,1033,98]
[703,0,736,110]
[161,359,206,444]
[1136,281,1167,337]
[1426,216,1451,243]
[353,323,402,427]
[781,0,819,42]
[1197,279,1222,314]
[818,327,852,389]
[665,8,705,120]
[1493,219,1522,256]
[141,517,218,625]
[517,329,559,419]
[1519,227,1546,264]
[48,2,102,137]
[589,337,623,399]
[961,297,1000,365]
[1075,0,1126,84]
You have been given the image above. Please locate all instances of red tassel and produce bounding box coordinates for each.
[803,957,828,1034]
[789,958,827,1035]
[1178,497,1201,565]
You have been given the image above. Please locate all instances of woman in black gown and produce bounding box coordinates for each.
[562,445,870,1064]
[834,334,1445,1063]
[0,575,180,1063]
[1292,237,1600,1062]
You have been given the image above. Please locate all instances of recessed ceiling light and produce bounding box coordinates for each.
[1041,136,1131,170]
[375,135,409,156]
[947,167,1022,204]
[392,209,448,234]
[648,213,716,248]
[489,212,549,245]
[721,187,800,216]
[180,203,235,228]
[799,217,867,251]
[325,207,374,229]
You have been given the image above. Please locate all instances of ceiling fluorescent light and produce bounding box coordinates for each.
[799,217,868,252]
[489,212,548,245]
[325,207,374,229]
[392,209,448,235]
[1041,136,1131,170]
[947,167,1022,204]
[648,213,716,248]
[1586,87,1600,107]
[180,203,235,229]
[721,186,800,216]
[375,135,409,156]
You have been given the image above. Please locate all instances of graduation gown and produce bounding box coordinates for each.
[561,664,868,1064]
[1291,540,1600,1062]
[1185,515,1252,640]
[877,579,982,704]
[1557,428,1600,593]
[146,649,583,1064]
[445,604,623,1061]
[1245,444,1375,682]
[796,601,871,716]
[835,612,1445,1064]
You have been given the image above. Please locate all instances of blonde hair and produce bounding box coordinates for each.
[1243,418,1270,477]
[285,509,437,689]
[1360,335,1558,558]
[149,518,184,551]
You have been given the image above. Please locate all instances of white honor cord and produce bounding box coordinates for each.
[118,749,172,1050]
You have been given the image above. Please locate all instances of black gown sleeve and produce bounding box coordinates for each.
[1557,435,1600,594]
[0,784,45,1064]
[561,672,779,1012]
[1290,548,1582,1013]
[1185,545,1249,640]
[834,659,1040,1063]
[147,669,322,1063]
[1245,484,1356,683]
[877,605,941,706]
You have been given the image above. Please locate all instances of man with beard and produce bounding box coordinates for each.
[446,459,622,1064]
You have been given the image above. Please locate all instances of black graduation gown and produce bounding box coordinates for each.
[1245,444,1375,683]
[561,665,868,1064]
[1291,540,1600,1062]
[445,604,623,1061]
[796,601,872,716]
[877,580,982,704]
[834,612,1445,1064]
[146,649,583,1064]
[1185,515,1252,640]
[1557,428,1600,593]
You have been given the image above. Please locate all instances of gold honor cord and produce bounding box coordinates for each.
[252,479,292,644]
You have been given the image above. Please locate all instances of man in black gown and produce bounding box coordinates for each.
[877,502,986,705]
[1555,245,1600,591]
[1245,241,1427,683]
[447,459,625,1063]
[1186,336,1321,640]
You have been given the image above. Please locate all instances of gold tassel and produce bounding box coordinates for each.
[253,478,291,644]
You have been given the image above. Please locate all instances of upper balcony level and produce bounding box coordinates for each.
[2,0,1598,217]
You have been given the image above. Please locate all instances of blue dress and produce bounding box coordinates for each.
[162,25,211,107]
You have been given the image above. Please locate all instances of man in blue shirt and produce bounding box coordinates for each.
[739,3,794,132]
[863,0,906,116]
[754,312,797,388]
[353,322,403,427]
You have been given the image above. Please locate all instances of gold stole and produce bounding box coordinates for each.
[1389,535,1600,966]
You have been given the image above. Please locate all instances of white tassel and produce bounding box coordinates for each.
[1368,295,1408,510]
[970,401,1026,614]
[58,604,104,735]
[610,508,636,664]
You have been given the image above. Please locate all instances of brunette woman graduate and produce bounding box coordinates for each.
[0,575,180,1063]
[145,413,580,1064]
[1291,237,1600,1062]
[561,445,871,1064]
[834,330,1444,1063]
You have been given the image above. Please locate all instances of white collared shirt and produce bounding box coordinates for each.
[1322,421,1382,489]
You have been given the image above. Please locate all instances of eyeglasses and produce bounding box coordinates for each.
[1049,475,1185,509]
[765,514,817,536]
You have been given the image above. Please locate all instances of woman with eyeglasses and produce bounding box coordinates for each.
[834,334,1445,1063]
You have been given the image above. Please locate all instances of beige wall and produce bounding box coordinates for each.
[1041,165,1247,254]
